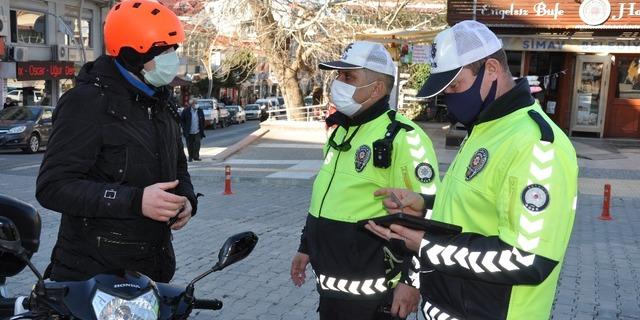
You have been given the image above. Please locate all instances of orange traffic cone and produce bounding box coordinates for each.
[223,165,233,195]
[598,184,612,220]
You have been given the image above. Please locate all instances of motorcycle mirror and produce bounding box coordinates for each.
[184,232,258,300]
[214,232,258,271]
[0,216,24,256]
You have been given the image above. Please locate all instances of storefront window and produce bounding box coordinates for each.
[63,18,92,48]
[616,56,640,99]
[527,52,565,114]
[12,10,46,44]
[506,51,522,77]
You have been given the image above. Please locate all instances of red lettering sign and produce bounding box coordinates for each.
[16,61,76,81]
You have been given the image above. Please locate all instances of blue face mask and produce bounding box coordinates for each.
[444,65,497,127]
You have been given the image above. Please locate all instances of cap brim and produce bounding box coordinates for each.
[319,61,363,70]
[417,67,463,98]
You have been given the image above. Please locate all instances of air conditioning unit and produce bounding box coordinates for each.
[53,45,81,62]
[11,46,29,62]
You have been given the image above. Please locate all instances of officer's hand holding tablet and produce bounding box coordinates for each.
[362,191,461,252]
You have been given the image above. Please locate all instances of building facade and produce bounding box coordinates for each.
[449,0,640,138]
[0,0,110,108]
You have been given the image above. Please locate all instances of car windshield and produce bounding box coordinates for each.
[0,107,40,121]
[196,101,214,109]
[245,105,259,110]
[226,106,239,111]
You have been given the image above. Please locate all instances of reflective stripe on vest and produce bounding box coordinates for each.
[316,274,387,295]
[423,299,459,320]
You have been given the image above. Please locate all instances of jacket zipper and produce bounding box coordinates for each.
[317,127,349,218]
[147,107,152,120]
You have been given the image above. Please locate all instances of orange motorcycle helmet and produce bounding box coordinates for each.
[104,0,185,57]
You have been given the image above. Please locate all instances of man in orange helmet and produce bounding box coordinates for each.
[36,0,196,282]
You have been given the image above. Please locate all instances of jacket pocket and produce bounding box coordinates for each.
[96,144,127,183]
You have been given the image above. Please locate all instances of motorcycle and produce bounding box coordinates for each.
[0,194,258,319]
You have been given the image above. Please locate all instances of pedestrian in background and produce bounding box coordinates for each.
[3,97,16,109]
[366,20,578,320]
[291,41,440,319]
[181,98,206,162]
[36,0,196,283]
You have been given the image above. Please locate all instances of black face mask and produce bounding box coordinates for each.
[444,65,497,127]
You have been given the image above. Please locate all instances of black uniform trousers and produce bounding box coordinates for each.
[186,133,201,160]
[318,296,395,320]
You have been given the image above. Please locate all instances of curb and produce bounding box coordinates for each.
[190,174,314,187]
[211,128,269,161]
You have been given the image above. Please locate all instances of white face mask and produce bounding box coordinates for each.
[141,51,180,87]
[330,80,375,117]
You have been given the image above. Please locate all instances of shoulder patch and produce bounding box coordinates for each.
[415,163,435,183]
[521,184,549,212]
[528,110,554,143]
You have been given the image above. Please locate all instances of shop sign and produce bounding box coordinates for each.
[16,61,75,81]
[502,37,640,53]
[448,0,640,28]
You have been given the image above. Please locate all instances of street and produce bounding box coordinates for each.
[2,121,640,319]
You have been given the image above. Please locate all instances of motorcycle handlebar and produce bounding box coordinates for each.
[193,298,223,310]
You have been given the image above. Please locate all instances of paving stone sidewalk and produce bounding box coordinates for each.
[2,171,640,319]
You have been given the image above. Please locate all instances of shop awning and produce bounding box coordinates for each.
[356,27,446,44]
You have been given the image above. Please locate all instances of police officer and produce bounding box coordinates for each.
[366,20,578,320]
[36,0,196,282]
[290,41,440,319]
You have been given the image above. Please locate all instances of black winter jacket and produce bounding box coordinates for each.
[36,55,196,282]
[180,107,206,138]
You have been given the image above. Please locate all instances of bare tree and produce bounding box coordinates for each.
[210,0,445,119]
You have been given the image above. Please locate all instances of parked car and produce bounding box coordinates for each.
[255,98,273,111]
[244,104,263,121]
[196,99,231,129]
[267,96,286,116]
[0,106,53,153]
[304,96,313,106]
[6,90,42,106]
[225,105,246,124]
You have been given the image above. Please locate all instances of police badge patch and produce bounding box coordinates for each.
[355,145,371,172]
[465,148,489,181]
[521,184,550,212]
[415,163,434,183]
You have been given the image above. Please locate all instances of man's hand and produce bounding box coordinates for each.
[365,220,424,253]
[392,283,420,318]
[142,180,188,222]
[169,200,192,230]
[290,252,310,287]
[374,188,424,217]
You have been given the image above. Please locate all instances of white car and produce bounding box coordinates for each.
[244,104,262,120]
[225,105,246,124]
[196,99,231,129]
[7,89,42,106]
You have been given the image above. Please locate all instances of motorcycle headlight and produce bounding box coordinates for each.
[92,289,159,320]
[8,126,26,134]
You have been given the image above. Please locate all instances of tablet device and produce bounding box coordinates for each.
[359,213,462,235]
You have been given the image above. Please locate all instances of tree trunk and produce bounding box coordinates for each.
[281,66,304,120]
[248,0,305,120]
